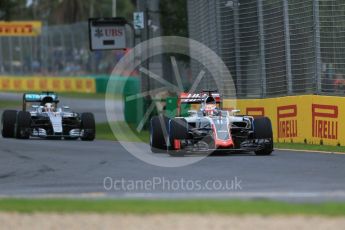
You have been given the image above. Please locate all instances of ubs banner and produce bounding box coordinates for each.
[223,95,345,146]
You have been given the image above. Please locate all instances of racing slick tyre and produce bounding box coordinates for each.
[1,110,17,138]
[167,118,189,157]
[80,113,95,141]
[15,111,31,139]
[150,115,169,153]
[253,117,273,156]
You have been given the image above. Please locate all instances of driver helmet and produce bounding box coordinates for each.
[44,103,55,112]
[204,96,217,116]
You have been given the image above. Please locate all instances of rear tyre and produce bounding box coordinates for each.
[1,110,17,138]
[15,111,31,139]
[80,113,95,141]
[150,115,169,153]
[253,117,273,155]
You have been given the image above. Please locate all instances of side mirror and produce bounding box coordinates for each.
[63,106,70,110]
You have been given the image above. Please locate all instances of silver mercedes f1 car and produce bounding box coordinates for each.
[1,92,95,141]
[150,91,273,156]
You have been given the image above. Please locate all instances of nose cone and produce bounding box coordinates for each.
[215,139,234,148]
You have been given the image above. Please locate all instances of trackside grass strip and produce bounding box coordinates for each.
[275,142,345,153]
[96,122,149,142]
[0,100,21,109]
[0,199,345,216]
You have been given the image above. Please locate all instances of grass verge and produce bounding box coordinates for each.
[275,142,345,153]
[0,199,344,216]
[96,122,149,142]
[0,100,21,109]
[58,92,122,100]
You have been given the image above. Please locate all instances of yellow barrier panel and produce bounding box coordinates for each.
[61,78,76,92]
[224,95,345,146]
[0,76,96,93]
[0,21,42,36]
[0,77,11,91]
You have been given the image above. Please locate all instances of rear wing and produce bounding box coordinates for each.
[178,92,221,104]
[22,92,59,111]
[177,92,222,116]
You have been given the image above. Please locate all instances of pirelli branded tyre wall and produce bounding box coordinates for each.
[0,75,140,94]
[0,76,96,93]
[223,95,345,146]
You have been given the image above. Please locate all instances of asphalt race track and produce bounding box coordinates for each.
[1,137,345,202]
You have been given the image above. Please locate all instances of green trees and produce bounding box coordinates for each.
[159,0,188,37]
[0,0,135,25]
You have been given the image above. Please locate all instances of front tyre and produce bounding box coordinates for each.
[150,115,169,153]
[167,118,188,157]
[80,113,95,141]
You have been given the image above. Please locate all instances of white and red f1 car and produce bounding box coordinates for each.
[150,91,273,156]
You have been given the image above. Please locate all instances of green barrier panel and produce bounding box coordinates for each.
[90,75,143,126]
[165,97,177,118]
[94,75,109,93]
[96,75,144,126]
[165,96,190,118]
[123,78,142,126]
